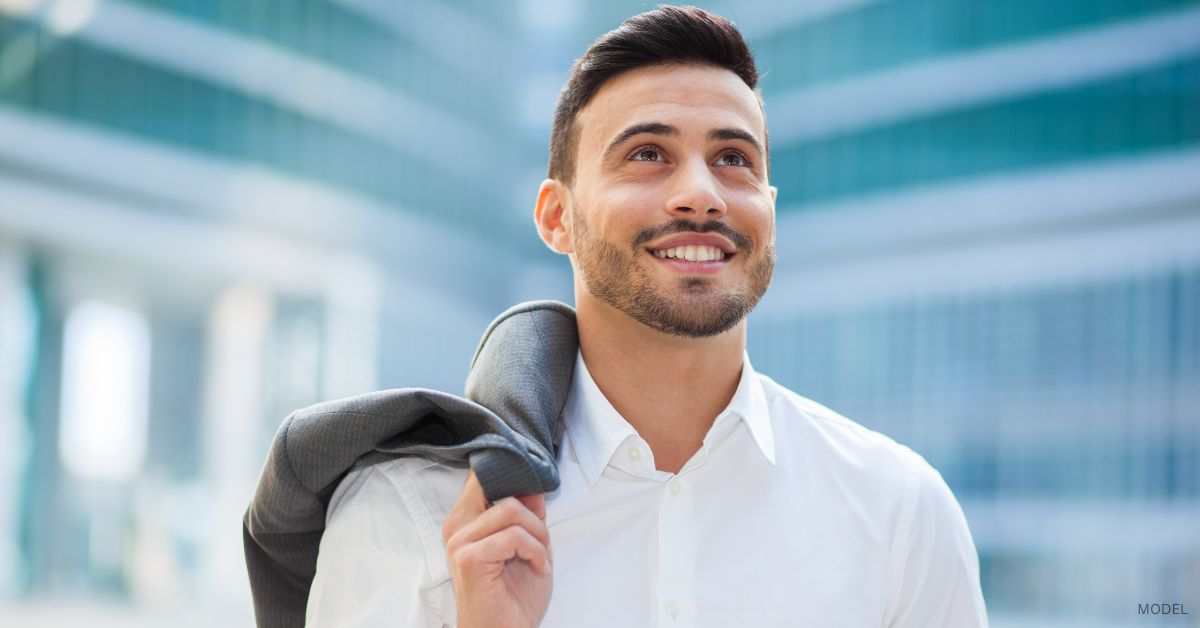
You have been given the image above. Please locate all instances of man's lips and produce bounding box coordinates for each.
[644,248,733,274]
[644,232,737,254]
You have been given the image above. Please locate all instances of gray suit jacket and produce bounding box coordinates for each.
[243,301,577,628]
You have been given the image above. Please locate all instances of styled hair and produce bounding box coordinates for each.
[548,5,762,185]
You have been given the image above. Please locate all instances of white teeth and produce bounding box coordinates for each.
[654,245,726,261]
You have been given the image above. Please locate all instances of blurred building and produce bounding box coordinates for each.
[0,0,1197,626]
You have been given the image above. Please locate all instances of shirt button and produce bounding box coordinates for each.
[665,600,680,618]
[627,447,641,462]
[668,479,681,496]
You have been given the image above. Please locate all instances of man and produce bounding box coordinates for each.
[307,6,989,627]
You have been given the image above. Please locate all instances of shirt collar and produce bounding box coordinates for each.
[564,350,776,486]
[720,350,776,466]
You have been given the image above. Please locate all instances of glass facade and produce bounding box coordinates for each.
[0,0,1197,625]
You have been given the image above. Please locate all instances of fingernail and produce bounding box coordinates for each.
[543,558,552,574]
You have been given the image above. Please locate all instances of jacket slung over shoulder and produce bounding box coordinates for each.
[242,300,578,628]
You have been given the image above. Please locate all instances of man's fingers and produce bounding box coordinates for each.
[515,493,546,521]
[461,470,489,512]
[447,496,551,553]
[457,524,553,577]
[443,470,488,542]
[442,470,552,570]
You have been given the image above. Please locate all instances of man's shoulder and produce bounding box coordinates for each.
[755,372,933,486]
[315,457,462,626]
[328,455,469,527]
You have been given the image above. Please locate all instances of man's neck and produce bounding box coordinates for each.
[575,297,746,474]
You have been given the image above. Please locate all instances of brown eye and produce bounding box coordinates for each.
[718,152,748,167]
[631,147,662,162]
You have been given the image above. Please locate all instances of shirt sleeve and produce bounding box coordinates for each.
[306,462,448,628]
[887,455,990,628]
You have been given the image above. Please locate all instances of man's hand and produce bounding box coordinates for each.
[442,470,553,628]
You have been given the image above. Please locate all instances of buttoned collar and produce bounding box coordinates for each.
[564,349,776,486]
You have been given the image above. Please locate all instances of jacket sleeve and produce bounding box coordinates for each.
[306,462,450,628]
[886,456,990,628]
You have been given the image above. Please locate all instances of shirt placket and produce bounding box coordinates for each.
[655,466,700,627]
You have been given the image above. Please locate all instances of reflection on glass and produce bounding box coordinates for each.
[58,300,151,483]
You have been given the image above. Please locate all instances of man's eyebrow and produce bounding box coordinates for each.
[602,122,680,162]
[709,127,764,157]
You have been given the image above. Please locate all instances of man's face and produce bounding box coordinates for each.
[567,63,776,338]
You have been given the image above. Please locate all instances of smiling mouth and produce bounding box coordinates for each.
[645,245,735,273]
[648,244,733,262]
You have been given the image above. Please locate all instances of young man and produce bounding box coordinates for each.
[307,6,988,627]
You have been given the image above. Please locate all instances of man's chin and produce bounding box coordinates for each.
[629,290,751,338]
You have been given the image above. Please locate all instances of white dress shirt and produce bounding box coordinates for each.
[307,352,989,627]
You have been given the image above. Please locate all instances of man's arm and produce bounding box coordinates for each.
[887,456,990,627]
[306,463,445,628]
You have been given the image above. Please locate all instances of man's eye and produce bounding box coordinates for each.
[717,152,749,167]
[630,147,663,162]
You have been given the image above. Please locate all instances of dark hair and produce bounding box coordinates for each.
[548,5,762,185]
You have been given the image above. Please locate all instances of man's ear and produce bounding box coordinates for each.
[769,185,778,206]
[534,179,575,254]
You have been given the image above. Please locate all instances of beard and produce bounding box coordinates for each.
[573,215,775,338]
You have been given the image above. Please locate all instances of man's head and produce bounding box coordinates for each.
[535,5,776,338]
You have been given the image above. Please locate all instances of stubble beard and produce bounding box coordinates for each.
[573,214,775,338]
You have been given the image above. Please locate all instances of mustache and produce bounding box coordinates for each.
[631,219,754,254]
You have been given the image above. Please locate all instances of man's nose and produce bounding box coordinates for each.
[664,158,728,219]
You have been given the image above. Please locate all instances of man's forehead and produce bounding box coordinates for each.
[576,64,766,149]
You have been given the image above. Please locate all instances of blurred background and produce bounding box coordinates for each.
[0,0,1197,626]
